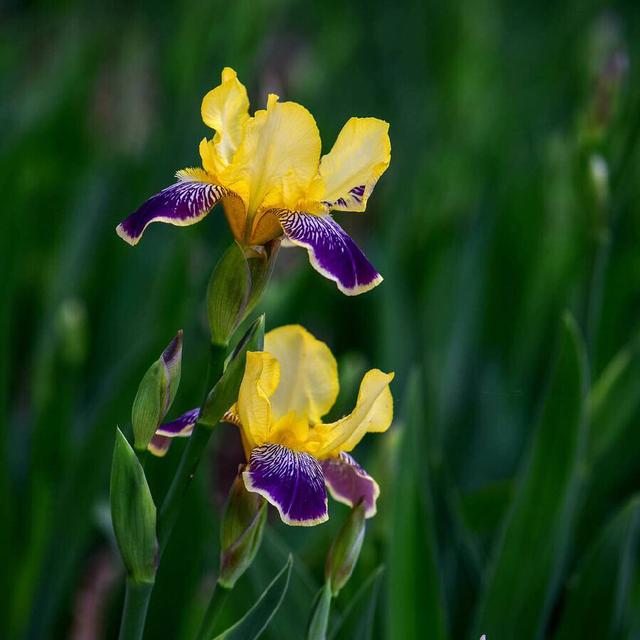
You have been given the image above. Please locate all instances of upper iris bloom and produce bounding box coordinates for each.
[150,325,394,525]
[117,67,391,295]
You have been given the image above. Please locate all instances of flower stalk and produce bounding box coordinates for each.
[195,582,230,640]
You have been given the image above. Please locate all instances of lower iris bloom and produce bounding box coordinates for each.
[116,67,391,295]
[149,325,394,525]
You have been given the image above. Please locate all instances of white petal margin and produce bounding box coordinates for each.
[275,210,383,295]
[116,169,234,246]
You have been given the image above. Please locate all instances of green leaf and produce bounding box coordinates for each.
[213,554,293,640]
[554,495,640,639]
[199,314,265,427]
[307,582,332,640]
[329,566,384,640]
[577,334,640,549]
[588,332,640,461]
[460,480,515,538]
[387,369,447,640]
[110,429,157,584]
[207,242,252,347]
[475,313,588,638]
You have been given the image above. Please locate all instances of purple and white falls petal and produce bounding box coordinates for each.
[321,452,380,518]
[147,408,200,457]
[243,444,328,526]
[116,178,230,245]
[276,211,382,295]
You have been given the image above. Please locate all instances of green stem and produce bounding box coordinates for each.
[158,343,227,554]
[118,580,154,640]
[158,422,216,552]
[117,343,227,638]
[195,582,231,640]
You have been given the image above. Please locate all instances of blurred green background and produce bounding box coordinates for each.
[4,0,640,638]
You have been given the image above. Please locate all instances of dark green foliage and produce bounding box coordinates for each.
[5,1,640,638]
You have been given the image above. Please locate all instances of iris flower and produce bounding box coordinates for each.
[116,67,391,295]
[149,325,394,525]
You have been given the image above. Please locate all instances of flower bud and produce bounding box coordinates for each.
[218,473,267,589]
[131,331,183,450]
[325,502,366,597]
[110,428,158,584]
[207,241,279,347]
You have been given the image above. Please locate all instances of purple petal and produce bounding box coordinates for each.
[155,408,200,437]
[276,211,382,295]
[148,434,172,457]
[147,407,199,457]
[243,444,328,526]
[116,178,230,245]
[321,452,380,518]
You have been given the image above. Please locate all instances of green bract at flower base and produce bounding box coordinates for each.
[207,240,279,347]
[110,429,158,584]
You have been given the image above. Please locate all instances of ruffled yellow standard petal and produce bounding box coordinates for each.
[237,351,281,452]
[314,369,394,458]
[221,94,321,242]
[306,117,390,212]
[264,325,339,424]
[200,67,250,176]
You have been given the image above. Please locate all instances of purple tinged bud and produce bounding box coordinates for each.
[131,331,183,450]
[218,472,267,589]
[325,501,366,597]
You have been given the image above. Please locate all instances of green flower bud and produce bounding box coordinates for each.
[110,428,158,584]
[207,241,279,347]
[325,502,366,597]
[131,331,183,450]
[219,473,267,589]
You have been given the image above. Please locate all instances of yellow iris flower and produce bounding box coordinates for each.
[117,67,391,295]
[232,324,394,525]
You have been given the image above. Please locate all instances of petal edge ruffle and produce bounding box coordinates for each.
[276,210,382,295]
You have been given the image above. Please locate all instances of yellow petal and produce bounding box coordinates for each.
[222,94,321,215]
[238,351,281,450]
[314,369,394,458]
[200,67,250,176]
[264,325,339,424]
[307,117,390,212]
